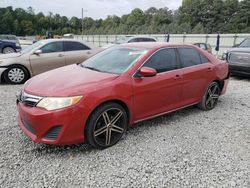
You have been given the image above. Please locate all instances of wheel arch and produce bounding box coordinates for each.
[212,79,224,94]
[3,64,31,81]
[86,99,131,127]
[2,45,16,53]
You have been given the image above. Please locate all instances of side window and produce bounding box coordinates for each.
[128,38,137,43]
[142,38,156,42]
[143,48,177,73]
[199,43,207,50]
[200,54,209,64]
[147,38,156,42]
[178,48,202,68]
[41,42,63,53]
[64,41,90,51]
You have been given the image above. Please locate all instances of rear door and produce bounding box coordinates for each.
[29,41,66,75]
[177,47,215,105]
[132,48,183,121]
[64,41,93,65]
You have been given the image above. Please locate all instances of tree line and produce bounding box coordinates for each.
[0,0,249,36]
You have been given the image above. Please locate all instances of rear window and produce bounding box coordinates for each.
[64,41,90,51]
[178,48,202,67]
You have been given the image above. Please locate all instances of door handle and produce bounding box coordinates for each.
[86,51,92,55]
[58,54,64,57]
[206,67,213,72]
[174,74,183,80]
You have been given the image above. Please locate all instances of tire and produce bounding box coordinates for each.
[198,82,220,111]
[2,47,15,54]
[85,102,128,149]
[4,65,29,84]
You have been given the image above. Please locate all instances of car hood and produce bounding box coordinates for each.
[227,47,250,53]
[0,52,22,60]
[24,64,119,97]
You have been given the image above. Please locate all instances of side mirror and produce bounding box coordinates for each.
[34,49,42,55]
[139,67,157,77]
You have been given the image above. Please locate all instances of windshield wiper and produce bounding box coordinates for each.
[81,65,101,72]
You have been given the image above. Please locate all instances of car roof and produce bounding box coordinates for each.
[119,42,197,49]
[40,39,95,48]
[129,36,156,39]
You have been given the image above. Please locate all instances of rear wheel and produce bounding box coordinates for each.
[2,47,15,54]
[198,82,220,111]
[4,65,29,84]
[85,102,128,149]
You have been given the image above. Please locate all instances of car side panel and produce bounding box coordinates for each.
[65,50,92,65]
[180,63,215,105]
[29,52,66,75]
[131,70,183,121]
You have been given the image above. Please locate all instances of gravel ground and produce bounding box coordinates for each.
[0,77,250,188]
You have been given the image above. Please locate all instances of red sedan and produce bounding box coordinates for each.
[17,43,229,149]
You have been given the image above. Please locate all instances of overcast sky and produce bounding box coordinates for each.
[0,0,182,19]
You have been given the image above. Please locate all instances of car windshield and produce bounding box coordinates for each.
[239,38,250,48]
[21,40,45,54]
[81,47,148,74]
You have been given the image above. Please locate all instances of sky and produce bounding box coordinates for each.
[0,0,182,19]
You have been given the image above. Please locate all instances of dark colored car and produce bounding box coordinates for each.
[225,38,250,77]
[17,42,229,149]
[0,39,21,54]
[194,43,212,54]
[0,35,22,53]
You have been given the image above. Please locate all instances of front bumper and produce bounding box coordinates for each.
[229,64,250,77]
[17,101,89,145]
[0,67,7,83]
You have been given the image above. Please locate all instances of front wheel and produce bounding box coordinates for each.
[85,102,128,149]
[4,65,29,84]
[2,47,15,54]
[198,82,220,111]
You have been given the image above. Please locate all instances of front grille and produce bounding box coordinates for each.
[19,91,43,107]
[228,52,250,65]
[44,126,62,140]
[23,119,36,135]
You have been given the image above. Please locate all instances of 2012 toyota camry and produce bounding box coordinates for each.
[17,42,229,149]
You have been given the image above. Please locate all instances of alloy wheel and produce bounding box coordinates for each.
[205,83,220,109]
[93,108,126,147]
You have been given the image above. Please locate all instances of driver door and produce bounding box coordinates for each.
[29,41,66,75]
[132,48,183,121]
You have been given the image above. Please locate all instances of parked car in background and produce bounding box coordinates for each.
[103,36,157,48]
[224,38,250,77]
[114,36,157,43]
[16,42,229,148]
[193,43,212,54]
[0,35,21,53]
[63,33,74,39]
[0,39,100,84]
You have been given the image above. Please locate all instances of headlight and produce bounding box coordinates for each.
[16,42,20,47]
[36,96,83,111]
[221,53,227,60]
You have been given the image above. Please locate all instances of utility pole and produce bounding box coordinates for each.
[81,8,87,40]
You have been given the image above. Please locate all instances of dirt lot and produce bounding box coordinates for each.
[0,77,249,187]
